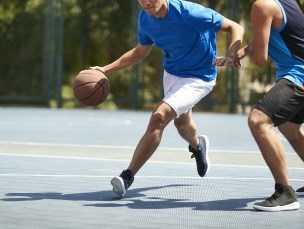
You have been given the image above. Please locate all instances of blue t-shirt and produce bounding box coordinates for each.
[138,0,224,81]
[269,0,304,88]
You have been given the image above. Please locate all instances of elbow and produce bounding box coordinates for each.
[251,53,267,66]
[253,57,267,66]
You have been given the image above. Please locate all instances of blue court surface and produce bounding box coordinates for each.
[0,107,303,228]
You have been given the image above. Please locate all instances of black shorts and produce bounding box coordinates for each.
[255,78,304,127]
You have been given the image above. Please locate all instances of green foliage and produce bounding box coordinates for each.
[1,0,300,112]
[0,1,44,98]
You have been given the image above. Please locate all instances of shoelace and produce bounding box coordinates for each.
[189,145,198,159]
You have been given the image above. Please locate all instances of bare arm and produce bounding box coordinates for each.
[212,17,244,67]
[249,0,274,65]
[220,18,244,59]
[236,0,280,66]
[90,43,153,75]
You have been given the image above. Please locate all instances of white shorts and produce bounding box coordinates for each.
[163,71,216,117]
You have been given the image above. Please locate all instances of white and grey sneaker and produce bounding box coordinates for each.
[253,183,300,212]
[111,169,134,197]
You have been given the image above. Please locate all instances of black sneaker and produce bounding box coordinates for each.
[189,135,210,177]
[111,169,134,197]
[253,183,300,211]
[296,186,304,196]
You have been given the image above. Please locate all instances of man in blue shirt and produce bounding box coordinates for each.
[215,0,304,211]
[91,0,244,197]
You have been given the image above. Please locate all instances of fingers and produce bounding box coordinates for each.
[212,56,232,66]
[89,66,105,73]
[212,56,241,69]
[79,66,105,74]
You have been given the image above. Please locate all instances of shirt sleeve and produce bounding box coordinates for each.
[187,5,224,32]
[137,13,154,46]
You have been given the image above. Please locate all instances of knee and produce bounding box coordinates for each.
[149,112,167,130]
[248,109,267,132]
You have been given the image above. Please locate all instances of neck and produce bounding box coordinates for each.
[155,1,167,18]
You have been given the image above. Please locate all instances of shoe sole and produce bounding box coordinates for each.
[198,135,210,177]
[111,176,126,197]
[253,201,300,212]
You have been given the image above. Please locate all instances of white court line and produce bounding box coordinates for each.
[0,173,303,182]
[0,140,264,154]
[0,152,303,170]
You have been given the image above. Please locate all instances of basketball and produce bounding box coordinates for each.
[72,69,110,106]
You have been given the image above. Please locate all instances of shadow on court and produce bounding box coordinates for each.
[2,185,259,212]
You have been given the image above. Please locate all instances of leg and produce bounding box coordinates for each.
[174,109,199,148]
[128,101,176,175]
[249,79,302,211]
[174,109,210,177]
[248,108,289,185]
[111,73,215,196]
[249,109,300,211]
[278,122,304,162]
[111,101,176,197]
[278,122,304,196]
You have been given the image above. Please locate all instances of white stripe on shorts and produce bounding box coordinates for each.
[163,71,216,117]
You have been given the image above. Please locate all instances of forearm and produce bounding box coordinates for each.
[103,48,145,75]
[226,24,244,58]
[213,20,244,68]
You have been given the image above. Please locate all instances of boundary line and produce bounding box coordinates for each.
[1,152,303,170]
[0,173,303,182]
[0,140,265,154]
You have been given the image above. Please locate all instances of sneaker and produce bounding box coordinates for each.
[111,169,134,197]
[188,135,210,177]
[253,183,300,211]
[296,186,304,196]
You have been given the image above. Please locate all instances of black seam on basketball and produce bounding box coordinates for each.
[96,81,108,102]
[74,81,102,89]
[94,81,109,104]
[103,80,110,91]
[78,83,102,102]
[79,82,108,105]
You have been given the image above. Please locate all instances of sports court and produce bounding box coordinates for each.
[0,107,303,228]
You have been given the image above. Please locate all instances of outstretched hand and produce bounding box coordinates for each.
[212,56,241,69]
[79,66,106,75]
[89,66,106,73]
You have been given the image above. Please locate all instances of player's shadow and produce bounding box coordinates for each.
[1,184,181,202]
[1,184,258,211]
[86,195,258,212]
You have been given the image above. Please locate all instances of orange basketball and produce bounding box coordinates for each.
[72,69,110,106]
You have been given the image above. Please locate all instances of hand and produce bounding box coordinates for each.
[89,66,106,73]
[79,66,106,75]
[212,56,241,69]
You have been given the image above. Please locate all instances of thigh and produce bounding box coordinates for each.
[289,84,304,124]
[174,109,192,126]
[255,79,304,126]
[163,71,215,117]
[278,122,302,140]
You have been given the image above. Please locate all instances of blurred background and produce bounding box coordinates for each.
[1,0,303,113]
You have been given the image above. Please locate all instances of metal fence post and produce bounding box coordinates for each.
[43,0,64,107]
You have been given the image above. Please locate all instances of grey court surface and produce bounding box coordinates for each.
[0,107,303,229]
